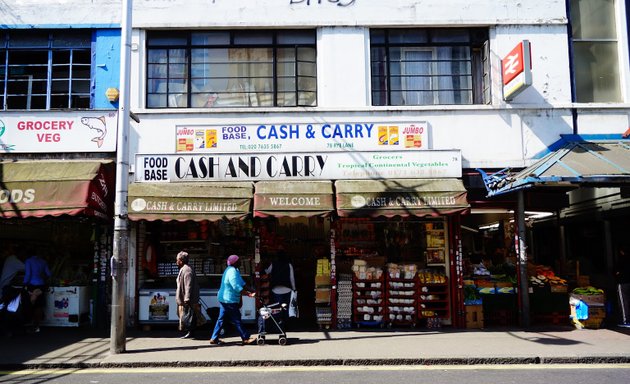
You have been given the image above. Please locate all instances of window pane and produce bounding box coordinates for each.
[431,29,470,43]
[277,31,315,44]
[389,30,428,44]
[9,31,49,47]
[52,31,91,48]
[571,0,616,39]
[148,32,187,46]
[192,32,230,45]
[573,41,621,102]
[234,32,272,45]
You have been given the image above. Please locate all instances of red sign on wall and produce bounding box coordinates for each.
[502,40,532,101]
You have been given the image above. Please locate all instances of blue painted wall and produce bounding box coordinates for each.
[93,29,121,110]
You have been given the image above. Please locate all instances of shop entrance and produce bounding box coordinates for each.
[256,217,330,330]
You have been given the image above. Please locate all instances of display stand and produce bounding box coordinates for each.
[352,275,385,328]
[417,276,450,323]
[315,258,333,329]
[385,275,417,327]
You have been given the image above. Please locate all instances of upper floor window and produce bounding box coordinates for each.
[0,30,92,110]
[570,0,621,102]
[370,28,489,106]
[146,30,317,108]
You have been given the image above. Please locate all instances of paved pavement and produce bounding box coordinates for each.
[1,324,630,369]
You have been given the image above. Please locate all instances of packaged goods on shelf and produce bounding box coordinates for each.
[418,269,446,284]
[336,273,353,329]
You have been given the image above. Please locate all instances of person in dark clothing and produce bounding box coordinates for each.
[264,251,296,324]
[615,246,630,327]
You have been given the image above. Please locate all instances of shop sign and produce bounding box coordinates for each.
[175,121,429,154]
[148,292,169,321]
[254,194,334,210]
[130,198,249,214]
[0,111,118,153]
[502,40,532,101]
[135,150,462,182]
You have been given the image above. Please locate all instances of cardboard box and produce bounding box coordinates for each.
[465,305,484,329]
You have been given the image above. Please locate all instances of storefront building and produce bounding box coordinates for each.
[5,0,630,332]
[1,5,121,329]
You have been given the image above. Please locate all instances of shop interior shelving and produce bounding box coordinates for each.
[352,275,385,328]
[385,275,417,327]
[417,277,450,321]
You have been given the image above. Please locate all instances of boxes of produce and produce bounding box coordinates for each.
[570,286,605,306]
[465,305,484,329]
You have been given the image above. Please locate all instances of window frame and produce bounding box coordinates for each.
[370,28,489,107]
[145,30,317,109]
[0,30,92,111]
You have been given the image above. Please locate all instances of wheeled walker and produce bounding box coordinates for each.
[256,301,287,345]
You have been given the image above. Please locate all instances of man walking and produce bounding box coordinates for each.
[176,251,201,339]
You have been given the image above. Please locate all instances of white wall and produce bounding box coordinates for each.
[3,0,566,28]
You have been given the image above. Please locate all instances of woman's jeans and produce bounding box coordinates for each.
[211,302,250,341]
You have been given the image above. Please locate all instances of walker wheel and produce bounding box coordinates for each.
[278,337,287,346]
[256,336,265,345]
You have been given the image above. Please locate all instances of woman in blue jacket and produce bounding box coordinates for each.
[210,254,256,345]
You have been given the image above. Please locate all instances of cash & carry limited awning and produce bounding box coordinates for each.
[128,182,253,222]
[0,160,114,219]
[254,181,334,218]
[335,178,469,218]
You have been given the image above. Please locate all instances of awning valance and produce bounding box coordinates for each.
[335,178,469,218]
[128,182,253,222]
[480,141,630,197]
[254,181,334,218]
[0,160,114,219]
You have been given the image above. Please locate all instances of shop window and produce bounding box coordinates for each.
[0,30,92,110]
[370,28,490,106]
[570,0,621,102]
[146,30,317,108]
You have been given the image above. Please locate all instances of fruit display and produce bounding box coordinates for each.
[528,264,567,289]
[572,286,604,295]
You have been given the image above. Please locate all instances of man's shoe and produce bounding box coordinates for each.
[180,331,193,339]
[209,339,224,345]
[242,337,256,345]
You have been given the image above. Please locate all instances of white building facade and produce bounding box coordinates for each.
[3,0,629,329]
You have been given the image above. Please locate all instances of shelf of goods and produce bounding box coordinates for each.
[385,277,417,327]
[315,258,333,329]
[385,263,418,327]
[336,273,353,329]
[353,275,385,328]
[417,271,449,325]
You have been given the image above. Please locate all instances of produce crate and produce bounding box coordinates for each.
[465,305,484,329]
[571,306,606,329]
[569,293,605,306]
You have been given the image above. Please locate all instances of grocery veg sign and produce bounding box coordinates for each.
[502,40,532,101]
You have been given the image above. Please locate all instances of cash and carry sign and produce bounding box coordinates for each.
[136,150,462,182]
[502,40,532,101]
[175,121,429,154]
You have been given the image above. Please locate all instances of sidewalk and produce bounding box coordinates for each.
[1,325,630,369]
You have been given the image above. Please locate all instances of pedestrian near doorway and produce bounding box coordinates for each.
[23,247,51,333]
[615,246,630,327]
[210,254,256,345]
[265,250,296,325]
[175,251,204,339]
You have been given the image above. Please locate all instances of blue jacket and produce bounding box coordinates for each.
[217,266,245,304]
[23,255,51,286]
